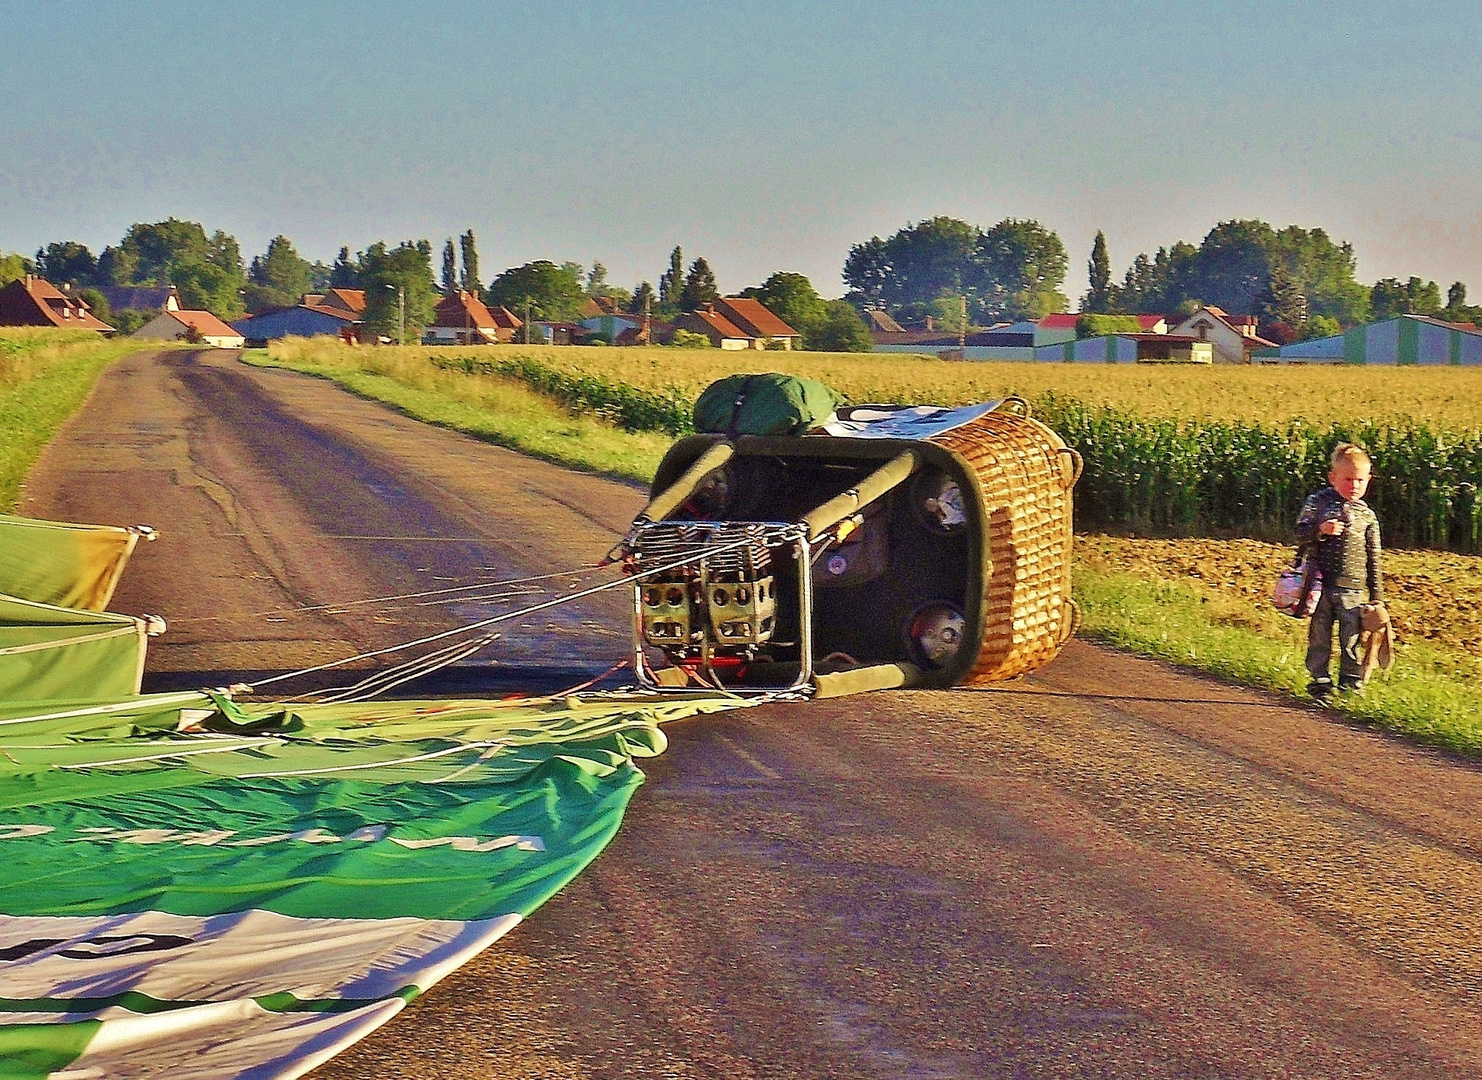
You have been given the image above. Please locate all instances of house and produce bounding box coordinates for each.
[863,308,904,334]
[1168,305,1277,364]
[1254,314,1482,365]
[578,311,643,342]
[319,289,366,316]
[0,275,113,331]
[232,302,358,347]
[424,291,512,345]
[95,285,180,314]
[712,297,802,350]
[133,309,245,348]
[1033,334,1213,363]
[674,304,755,349]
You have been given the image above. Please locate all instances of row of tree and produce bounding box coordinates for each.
[5,219,874,349]
[12,213,1470,348]
[844,216,1481,342]
[842,216,1069,327]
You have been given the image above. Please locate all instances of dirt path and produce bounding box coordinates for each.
[23,349,1482,1078]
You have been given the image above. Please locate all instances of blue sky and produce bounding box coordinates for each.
[2,0,1479,301]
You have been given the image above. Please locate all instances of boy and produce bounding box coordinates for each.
[1294,443,1385,698]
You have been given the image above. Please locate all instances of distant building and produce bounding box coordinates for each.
[1168,305,1276,364]
[578,311,643,342]
[0,275,113,332]
[319,289,366,316]
[134,309,245,348]
[232,303,358,346]
[863,308,904,334]
[425,291,511,345]
[1254,314,1482,365]
[95,285,180,314]
[674,304,754,349]
[712,297,802,349]
[1034,334,1213,363]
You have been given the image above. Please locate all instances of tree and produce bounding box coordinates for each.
[679,257,718,311]
[34,241,98,287]
[1258,258,1307,334]
[1083,231,1112,313]
[972,218,1069,322]
[808,300,873,352]
[0,251,31,286]
[1448,281,1467,310]
[244,235,313,313]
[329,247,359,288]
[875,217,978,311]
[658,246,684,310]
[110,219,246,317]
[842,236,892,305]
[739,272,827,341]
[459,230,480,294]
[1370,276,1442,320]
[628,280,656,315]
[1112,242,1197,313]
[77,288,110,323]
[484,260,587,322]
[358,240,437,342]
[441,239,458,296]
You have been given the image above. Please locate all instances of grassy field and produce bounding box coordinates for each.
[253,338,1482,754]
[0,328,156,511]
[270,338,1482,427]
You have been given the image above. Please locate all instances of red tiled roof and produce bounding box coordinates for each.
[686,306,751,339]
[0,276,113,330]
[486,305,522,330]
[432,291,503,330]
[715,297,799,338]
[322,288,366,314]
[169,309,243,338]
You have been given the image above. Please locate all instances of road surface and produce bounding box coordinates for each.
[22,348,1482,1078]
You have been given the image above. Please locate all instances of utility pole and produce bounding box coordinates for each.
[959,293,967,355]
[385,283,406,346]
[524,296,532,344]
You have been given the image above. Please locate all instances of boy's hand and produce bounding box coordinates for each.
[1319,519,1345,536]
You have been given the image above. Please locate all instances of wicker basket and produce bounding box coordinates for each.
[928,401,1081,683]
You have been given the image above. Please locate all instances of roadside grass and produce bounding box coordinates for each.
[1,328,154,511]
[248,338,1482,755]
[243,346,668,482]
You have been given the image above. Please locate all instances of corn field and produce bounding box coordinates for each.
[275,341,1482,555]
[437,351,1482,553]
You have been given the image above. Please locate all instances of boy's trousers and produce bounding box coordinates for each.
[1307,587,1366,685]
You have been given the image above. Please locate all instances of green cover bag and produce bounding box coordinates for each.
[693,373,842,437]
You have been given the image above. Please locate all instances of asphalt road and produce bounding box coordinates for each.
[22,348,1482,1079]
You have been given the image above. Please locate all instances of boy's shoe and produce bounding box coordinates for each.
[1338,679,1365,695]
[1308,679,1334,700]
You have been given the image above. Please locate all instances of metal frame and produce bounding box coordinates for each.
[629,520,814,694]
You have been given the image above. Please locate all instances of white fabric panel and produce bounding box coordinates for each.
[0,910,520,1004]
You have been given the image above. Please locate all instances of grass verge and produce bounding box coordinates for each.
[1,329,156,511]
[247,339,1482,755]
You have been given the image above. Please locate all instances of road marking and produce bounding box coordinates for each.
[713,734,780,779]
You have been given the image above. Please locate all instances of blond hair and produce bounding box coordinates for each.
[1330,442,1372,470]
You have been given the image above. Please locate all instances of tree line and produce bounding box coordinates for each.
[2,223,873,350]
[846,216,1481,342]
[7,213,1475,348]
